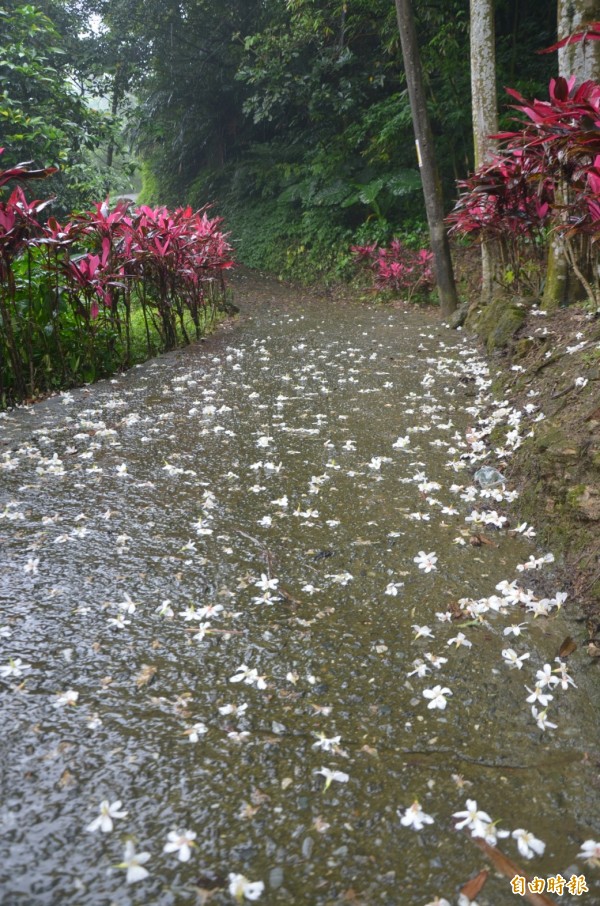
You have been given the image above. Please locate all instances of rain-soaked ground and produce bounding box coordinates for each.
[1,271,600,906]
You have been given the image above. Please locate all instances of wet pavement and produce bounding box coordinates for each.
[1,271,599,905]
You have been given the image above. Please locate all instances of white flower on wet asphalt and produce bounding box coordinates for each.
[24,558,40,575]
[163,829,197,862]
[515,522,536,537]
[251,590,279,606]
[219,702,248,716]
[326,571,353,585]
[578,839,600,867]
[526,598,553,618]
[531,706,557,731]
[413,624,434,640]
[53,689,79,708]
[193,517,213,536]
[480,819,511,847]
[414,551,437,572]
[453,799,492,837]
[392,435,410,449]
[198,603,224,619]
[512,828,546,859]
[314,767,349,790]
[117,841,151,883]
[115,592,136,614]
[115,463,128,475]
[185,722,208,742]
[312,732,341,751]
[254,573,278,592]
[385,582,404,596]
[399,800,434,831]
[257,516,272,528]
[179,604,202,622]
[256,435,272,448]
[407,659,430,678]
[423,685,452,710]
[156,600,174,617]
[447,632,472,649]
[229,665,267,689]
[553,660,577,690]
[192,621,212,642]
[535,664,560,689]
[227,730,251,743]
[425,653,448,670]
[503,623,528,637]
[525,685,553,708]
[0,657,31,678]
[465,510,485,526]
[228,873,265,901]
[107,614,131,630]
[501,649,530,670]
[86,799,128,833]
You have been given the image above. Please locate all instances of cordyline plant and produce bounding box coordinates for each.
[0,149,234,405]
[448,39,600,306]
[351,238,435,302]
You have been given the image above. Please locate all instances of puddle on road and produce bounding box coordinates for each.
[1,276,599,905]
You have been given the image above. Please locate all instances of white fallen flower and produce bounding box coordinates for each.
[117,841,151,883]
[86,799,128,833]
[163,829,197,862]
[578,839,600,867]
[53,689,79,708]
[423,685,452,710]
[512,828,545,859]
[228,872,265,901]
[399,800,434,831]
[314,767,349,790]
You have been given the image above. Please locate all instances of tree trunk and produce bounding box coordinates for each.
[558,0,600,79]
[106,65,123,172]
[543,0,600,311]
[394,0,458,317]
[470,0,500,305]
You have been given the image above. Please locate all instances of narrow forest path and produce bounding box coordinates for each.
[1,271,598,905]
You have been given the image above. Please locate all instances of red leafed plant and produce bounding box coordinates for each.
[351,238,435,302]
[0,149,235,404]
[448,75,600,304]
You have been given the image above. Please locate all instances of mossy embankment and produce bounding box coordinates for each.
[464,296,600,618]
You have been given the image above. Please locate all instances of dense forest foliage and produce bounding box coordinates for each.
[1,0,557,279]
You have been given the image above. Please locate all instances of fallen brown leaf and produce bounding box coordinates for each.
[557,636,577,658]
[135,664,157,688]
[469,836,558,906]
[58,769,75,789]
[460,868,488,901]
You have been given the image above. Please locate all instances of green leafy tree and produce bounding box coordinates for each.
[0,2,116,213]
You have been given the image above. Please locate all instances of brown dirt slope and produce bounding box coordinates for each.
[468,298,600,620]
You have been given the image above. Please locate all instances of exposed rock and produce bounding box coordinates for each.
[570,485,600,521]
[449,302,469,329]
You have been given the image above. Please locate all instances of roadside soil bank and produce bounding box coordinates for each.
[465,296,600,629]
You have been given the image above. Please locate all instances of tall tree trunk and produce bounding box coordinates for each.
[394,0,458,317]
[470,0,500,305]
[543,0,600,311]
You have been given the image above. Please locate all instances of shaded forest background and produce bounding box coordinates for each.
[1,0,557,280]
